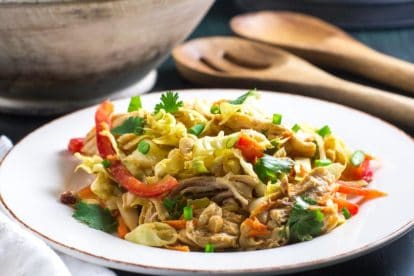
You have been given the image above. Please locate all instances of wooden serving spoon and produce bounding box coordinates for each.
[172,37,414,128]
[231,11,414,95]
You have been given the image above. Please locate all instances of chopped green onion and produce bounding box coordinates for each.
[342,207,351,219]
[183,206,193,221]
[272,113,282,125]
[101,159,111,168]
[226,136,239,148]
[188,123,205,137]
[137,140,150,155]
[127,95,142,112]
[295,197,309,209]
[351,150,365,167]
[291,124,301,133]
[228,89,257,105]
[302,196,317,205]
[317,125,331,137]
[314,159,332,167]
[210,105,221,114]
[204,243,215,253]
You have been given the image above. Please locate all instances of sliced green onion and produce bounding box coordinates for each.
[291,124,301,133]
[314,158,332,167]
[302,196,317,205]
[317,125,331,137]
[314,209,324,221]
[270,138,281,148]
[342,207,351,219]
[101,159,111,168]
[204,243,215,253]
[137,140,150,155]
[183,206,193,221]
[351,150,365,167]
[295,197,309,209]
[226,136,239,148]
[272,113,282,125]
[210,105,221,114]
[127,95,142,112]
[188,123,205,137]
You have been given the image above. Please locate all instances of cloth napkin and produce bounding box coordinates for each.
[0,135,116,276]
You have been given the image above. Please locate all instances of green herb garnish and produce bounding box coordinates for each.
[111,117,144,135]
[314,159,332,167]
[254,155,294,183]
[317,125,331,137]
[183,206,193,221]
[101,159,111,168]
[154,91,183,114]
[228,89,257,105]
[137,140,150,155]
[188,123,205,137]
[127,95,142,112]
[205,243,215,253]
[351,150,365,167]
[272,113,282,125]
[210,105,221,114]
[291,124,301,133]
[288,201,324,242]
[163,196,187,220]
[72,201,117,233]
[302,196,317,205]
[342,207,351,219]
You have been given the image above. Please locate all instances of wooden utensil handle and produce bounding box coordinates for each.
[290,75,414,128]
[337,47,414,95]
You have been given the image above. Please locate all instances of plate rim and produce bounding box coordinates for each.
[1,88,413,274]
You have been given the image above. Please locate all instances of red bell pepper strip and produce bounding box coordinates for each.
[95,100,115,157]
[67,137,84,154]
[342,158,373,182]
[333,198,359,216]
[337,183,386,200]
[235,134,264,163]
[94,100,178,197]
[108,158,178,197]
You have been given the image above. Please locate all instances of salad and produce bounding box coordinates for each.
[61,90,386,252]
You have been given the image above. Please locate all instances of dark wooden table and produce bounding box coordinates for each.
[0,1,413,275]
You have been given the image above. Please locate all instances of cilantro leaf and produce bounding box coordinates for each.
[111,117,144,135]
[253,155,294,183]
[288,202,324,242]
[127,95,142,112]
[73,201,117,233]
[228,89,257,105]
[163,196,187,219]
[154,91,183,114]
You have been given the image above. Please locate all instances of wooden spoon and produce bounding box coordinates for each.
[172,37,414,128]
[231,11,414,95]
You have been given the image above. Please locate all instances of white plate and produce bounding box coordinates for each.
[1,89,413,275]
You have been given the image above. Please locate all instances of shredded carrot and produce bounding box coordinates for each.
[164,220,187,230]
[245,217,269,237]
[337,184,387,200]
[77,185,96,200]
[117,216,129,239]
[165,244,190,252]
[333,198,359,216]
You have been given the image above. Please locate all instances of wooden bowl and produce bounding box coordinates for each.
[0,0,214,103]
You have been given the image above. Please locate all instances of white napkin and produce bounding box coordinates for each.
[0,135,117,276]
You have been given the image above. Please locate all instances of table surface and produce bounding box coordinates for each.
[0,1,413,275]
